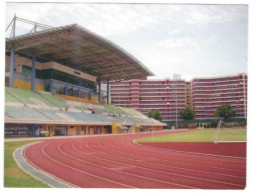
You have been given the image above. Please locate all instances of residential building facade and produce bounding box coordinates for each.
[192,73,247,120]
[110,77,187,122]
[110,73,247,121]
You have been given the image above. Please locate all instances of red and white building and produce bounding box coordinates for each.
[192,73,247,120]
[110,77,187,122]
[110,73,247,121]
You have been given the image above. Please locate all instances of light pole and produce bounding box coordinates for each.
[175,88,178,129]
[172,74,180,129]
[172,89,178,129]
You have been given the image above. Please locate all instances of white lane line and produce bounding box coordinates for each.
[110,167,135,170]
[59,143,195,189]
[22,142,78,188]
[118,139,246,168]
[121,137,247,165]
[133,141,246,160]
[41,143,136,188]
[120,138,246,166]
[84,140,245,179]
[73,141,245,188]
[97,138,245,174]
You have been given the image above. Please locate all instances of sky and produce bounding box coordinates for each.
[5,2,248,81]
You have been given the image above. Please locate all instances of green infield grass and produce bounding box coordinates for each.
[4,141,50,188]
[135,128,246,143]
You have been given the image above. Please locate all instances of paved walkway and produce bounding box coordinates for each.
[13,142,74,188]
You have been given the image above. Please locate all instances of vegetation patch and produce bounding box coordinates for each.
[4,141,49,188]
[135,128,246,143]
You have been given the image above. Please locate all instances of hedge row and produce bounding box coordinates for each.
[165,118,247,129]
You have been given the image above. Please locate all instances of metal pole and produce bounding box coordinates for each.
[49,80,53,93]
[31,55,36,92]
[64,85,68,95]
[9,49,15,88]
[242,74,247,119]
[98,76,102,104]
[107,80,110,105]
[78,88,81,97]
[176,88,178,129]
[12,14,16,38]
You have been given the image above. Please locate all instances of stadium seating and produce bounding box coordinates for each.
[4,87,163,126]
[6,87,36,105]
[74,105,89,111]
[104,105,144,117]
[5,105,50,121]
[5,87,69,108]
[39,93,69,108]
[5,90,20,103]
[56,94,95,104]
[37,109,65,121]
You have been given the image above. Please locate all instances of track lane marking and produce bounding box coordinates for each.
[23,143,78,188]
[41,142,136,188]
[22,130,246,189]
[84,140,245,179]
[59,143,195,189]
[96,139,246,175]
[120,137,246,165]
[120,138,246,166]
[117,131,246,165]
[71,142,244,188]
[133,141,246,159]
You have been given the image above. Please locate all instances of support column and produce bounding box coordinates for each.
[64,85,68,95]
[49,80,53,93]
[107,80,110,105]
[78,88,81,97]
[98,76,102,104]
[9,49,15,88]
[31,56,36,92]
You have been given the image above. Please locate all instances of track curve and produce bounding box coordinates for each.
[23,130,246,189]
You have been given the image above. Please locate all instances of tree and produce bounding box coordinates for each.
[147,109,163,121]
[214,104,236,120]
[179,107,195,121]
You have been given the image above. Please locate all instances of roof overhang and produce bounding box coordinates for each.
[6,24,154,81]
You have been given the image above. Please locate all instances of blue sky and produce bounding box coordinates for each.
[5,3,248,81]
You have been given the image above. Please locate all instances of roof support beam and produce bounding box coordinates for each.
[31,55,36,92]
[9,49,15,88]
[107,80,110,105]
[98,75,102,104]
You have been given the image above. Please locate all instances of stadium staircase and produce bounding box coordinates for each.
[128,123,137,133]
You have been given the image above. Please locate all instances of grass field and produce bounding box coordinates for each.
[4,141,50,188]
[136,128,247,143]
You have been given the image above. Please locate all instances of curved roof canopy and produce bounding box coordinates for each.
[6,24,154,81]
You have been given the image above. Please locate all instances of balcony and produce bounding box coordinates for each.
[192,77,246,85]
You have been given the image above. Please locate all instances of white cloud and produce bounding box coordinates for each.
[158,37,200,53]
[73,4,164,36]
[176,5,248,27]
[5,3,248,80]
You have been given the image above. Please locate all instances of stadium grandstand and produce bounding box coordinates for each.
[4,16,165,138]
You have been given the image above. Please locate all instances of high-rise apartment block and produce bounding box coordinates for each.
[110,77,186,122]
[192,73,247,120]
[110,73,247,121]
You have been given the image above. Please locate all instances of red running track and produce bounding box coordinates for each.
[139,142,246,158]
[23,130,246,189]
